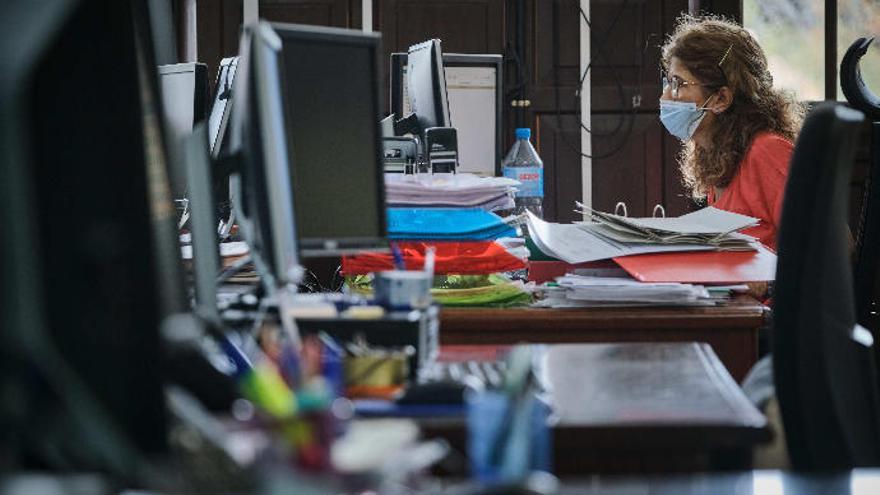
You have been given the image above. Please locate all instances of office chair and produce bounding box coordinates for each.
[842,37,880,340]
[773,102,880,469]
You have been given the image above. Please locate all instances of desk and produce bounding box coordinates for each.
[439,295,768,381]
[422,342,770,475]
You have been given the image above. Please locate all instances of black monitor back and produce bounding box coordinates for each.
[391,52,503,175]
[773,102,880,469]
[407,39,452,132]
[272,23,388,257]
[1,0,175,475]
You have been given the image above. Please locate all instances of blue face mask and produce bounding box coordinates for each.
[659,96,714,141]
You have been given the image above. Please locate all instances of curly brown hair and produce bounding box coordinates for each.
[661,15,806,198]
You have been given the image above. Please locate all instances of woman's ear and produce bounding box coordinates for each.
[711,86,733,114]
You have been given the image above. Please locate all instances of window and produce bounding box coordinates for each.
[837,0,880,100]
[744,0,880,102]
[744,0,824,101]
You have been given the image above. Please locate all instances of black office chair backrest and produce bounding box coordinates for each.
[853,126,880,331]
[773,102,880,469]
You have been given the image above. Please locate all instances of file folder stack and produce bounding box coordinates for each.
[527,206,761,265]
[536,270,727,308]
[384,173,518,212]
[387,208,517,241]
[343,205,533,306]
[575,203,758,250]
[342,175,533,307]
[342,238,529,275]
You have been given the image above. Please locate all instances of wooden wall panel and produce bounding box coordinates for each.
[525,0,580,222]
[536,113,582,223]
[587,0,699,218]
[590,114,663,216]
[259,0,354,27]
[376,0,505,114]
[196,0,242,90]
[377,0,504,53]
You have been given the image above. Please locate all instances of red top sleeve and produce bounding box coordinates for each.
[708,132,794,250]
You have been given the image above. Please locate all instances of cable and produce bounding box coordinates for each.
[572,0,630,138]
[553,1,638,159]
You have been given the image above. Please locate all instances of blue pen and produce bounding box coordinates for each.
[390,242,405,270]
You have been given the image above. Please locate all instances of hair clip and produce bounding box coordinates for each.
[718,44,733,66]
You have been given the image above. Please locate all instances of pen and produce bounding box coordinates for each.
[390,242,405,270]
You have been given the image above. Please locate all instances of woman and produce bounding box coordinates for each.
[660,15,806,250]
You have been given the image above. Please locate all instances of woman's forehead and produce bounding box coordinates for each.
[667,57,698,80]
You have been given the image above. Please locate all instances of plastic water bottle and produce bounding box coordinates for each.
[502,128,544,218]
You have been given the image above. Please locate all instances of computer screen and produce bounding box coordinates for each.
[391,52,503,175]
[1,0,175,476]
[158,62,208,199]
[208,57,238,156]
[230,23,300,291]
[272,23,388,257]
[407,39,452,133]
[207,57,238,226]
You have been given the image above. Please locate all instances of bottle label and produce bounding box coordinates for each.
[503,166,544,198]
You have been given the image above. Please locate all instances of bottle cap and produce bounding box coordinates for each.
[515,128,531,140]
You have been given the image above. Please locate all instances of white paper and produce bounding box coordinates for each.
[526,212,718,264]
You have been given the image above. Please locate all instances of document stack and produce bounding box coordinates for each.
[535,269,731,308]
[344,208,533,307]
[527,206,760,265]
[575,203,758,250]
[384,172,519,212]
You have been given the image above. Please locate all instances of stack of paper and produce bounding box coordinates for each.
[535,271,723,308]
[384,173,518,212]
[527,206,760,265]
[575,203,758,250]
[387,208,517,241]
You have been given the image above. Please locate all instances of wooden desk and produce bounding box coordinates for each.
[422,342,770,475]
[439,295,768,381]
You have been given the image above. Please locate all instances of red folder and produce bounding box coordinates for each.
[613,245,777,284]
[341,241,527,275]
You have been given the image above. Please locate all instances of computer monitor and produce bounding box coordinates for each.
[230,22,301,292]
[407,39,453,133]
[158,62,208,200]
[185,123,221,324]
[208,57,239,156]
[271,22,388,257]
[391,52,503,175]
[1,0,176,477]
[207,57,239,228]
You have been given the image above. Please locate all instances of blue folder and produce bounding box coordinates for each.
[387,208,517,240]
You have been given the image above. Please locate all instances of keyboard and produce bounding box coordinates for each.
[419,359,508,390]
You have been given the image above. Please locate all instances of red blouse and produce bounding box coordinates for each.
[707,132,794,250]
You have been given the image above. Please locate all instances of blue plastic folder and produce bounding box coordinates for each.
[387,208,517,240]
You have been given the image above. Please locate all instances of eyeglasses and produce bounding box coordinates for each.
[661,75,711,99]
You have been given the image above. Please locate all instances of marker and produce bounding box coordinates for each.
[390,242,405,270]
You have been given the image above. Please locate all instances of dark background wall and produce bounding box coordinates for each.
[189,0,748,222]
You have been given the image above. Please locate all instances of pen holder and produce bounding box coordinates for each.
[466,390,552,483]
[373,270,433,310]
